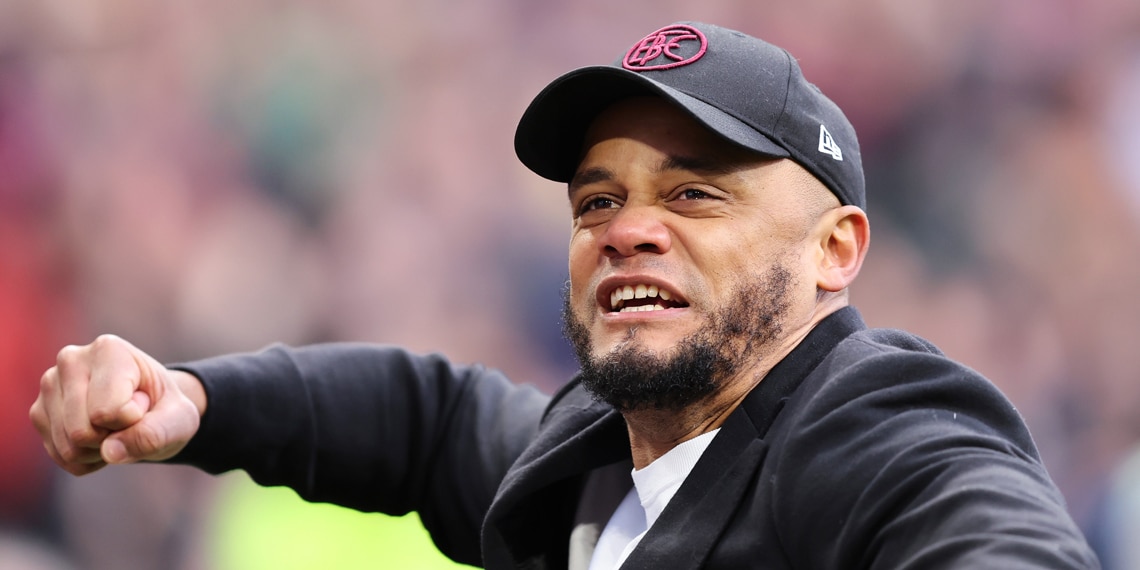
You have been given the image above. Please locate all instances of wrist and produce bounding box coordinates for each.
[170,369,208,417]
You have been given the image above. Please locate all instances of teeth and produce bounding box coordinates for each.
[608,284,677,311]
[619,304,668,313]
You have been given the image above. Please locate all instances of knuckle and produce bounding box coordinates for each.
[132,422,168,457]
[42,442,101,475]
[56,444,86,465]
[65,424,105,448]
[39,368,59,395]
[56,344,81,368]
[63,461,104,477]
[128,406,196,461]
[91,334,124,351]
[64,425,93,445]
[88,403,118,425]
[28,401,46,430]
[88,410,110,427]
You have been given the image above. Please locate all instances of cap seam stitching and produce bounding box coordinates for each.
[769,48,795,147]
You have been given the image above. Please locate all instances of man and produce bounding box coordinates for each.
[30,22,1098,569]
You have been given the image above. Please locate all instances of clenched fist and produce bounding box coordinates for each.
[29,334,206,476]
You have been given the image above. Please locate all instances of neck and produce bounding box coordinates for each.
[623,387,745,470]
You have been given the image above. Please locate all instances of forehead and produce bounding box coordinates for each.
[580,97,770,167]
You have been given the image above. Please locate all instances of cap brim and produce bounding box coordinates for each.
[514,65,790,183]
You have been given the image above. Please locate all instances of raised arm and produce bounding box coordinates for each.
[168,343,548,511]
[31,337,550,565]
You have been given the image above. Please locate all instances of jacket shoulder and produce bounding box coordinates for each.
[763,327,1098,568]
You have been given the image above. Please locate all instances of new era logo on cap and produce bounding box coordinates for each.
[818,124,843,161]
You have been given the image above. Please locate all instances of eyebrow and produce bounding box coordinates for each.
[655,154,745,176]
[568,167,615,195]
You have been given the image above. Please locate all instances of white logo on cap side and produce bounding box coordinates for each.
[818,124,843,161]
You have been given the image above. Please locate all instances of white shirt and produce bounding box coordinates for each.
[587,428,721,570]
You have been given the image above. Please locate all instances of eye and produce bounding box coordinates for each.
[577,196,619,216]
[666,185,727,216]
[679,188,712,200]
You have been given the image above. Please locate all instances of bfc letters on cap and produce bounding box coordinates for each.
[623,25,708,71]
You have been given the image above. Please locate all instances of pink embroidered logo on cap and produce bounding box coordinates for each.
[622,25,708,71]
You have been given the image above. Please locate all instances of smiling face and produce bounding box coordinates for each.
[563,97,844,411]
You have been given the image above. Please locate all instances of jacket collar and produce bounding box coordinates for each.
[739,305,866,438]
[620,306,866,569]
[482,306,866,569]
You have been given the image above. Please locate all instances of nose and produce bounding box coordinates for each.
[599,205,672,258]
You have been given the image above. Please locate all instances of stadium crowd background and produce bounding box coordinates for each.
[2,0,1140,568]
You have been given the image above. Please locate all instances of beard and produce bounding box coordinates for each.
[562,264,794,413]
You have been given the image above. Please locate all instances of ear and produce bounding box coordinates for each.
[813,206,869,292]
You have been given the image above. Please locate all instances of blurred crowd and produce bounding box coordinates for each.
[2,0,1139,568]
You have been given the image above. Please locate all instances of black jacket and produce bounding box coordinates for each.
[172,307,1099,568]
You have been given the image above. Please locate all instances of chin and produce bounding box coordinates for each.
[593,326,694,360]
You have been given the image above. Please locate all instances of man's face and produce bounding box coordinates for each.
[563,97,830,411]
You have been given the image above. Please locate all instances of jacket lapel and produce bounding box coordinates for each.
[618,410,768,570]
[483,391,631,569]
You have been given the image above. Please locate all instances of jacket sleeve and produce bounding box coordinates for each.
[167,343,550,566]
[773,332,1100,569]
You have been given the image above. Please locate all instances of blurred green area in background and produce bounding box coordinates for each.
[211,474,475,570]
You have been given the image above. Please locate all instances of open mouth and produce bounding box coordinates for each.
[607,284,688,313]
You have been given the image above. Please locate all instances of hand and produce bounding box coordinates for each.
[29,334,205,476]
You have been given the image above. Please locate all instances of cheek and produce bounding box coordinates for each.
[699,241,768,285]
[567,233,597,306]
[699,240,796,298]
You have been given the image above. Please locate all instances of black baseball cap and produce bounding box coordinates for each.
[514,21,865,210]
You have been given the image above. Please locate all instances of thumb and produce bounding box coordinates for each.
[100,388,199,464]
